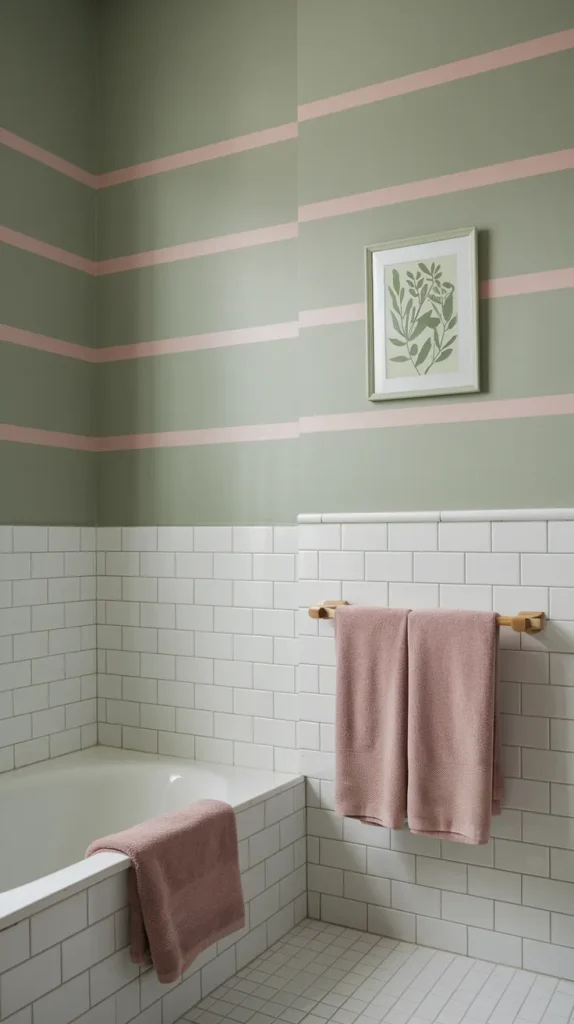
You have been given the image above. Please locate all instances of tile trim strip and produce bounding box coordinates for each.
[297,508,574,523]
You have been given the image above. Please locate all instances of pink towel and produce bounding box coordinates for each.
[86,800,245,982]
[407,609,503,845]
[335,606,409,829]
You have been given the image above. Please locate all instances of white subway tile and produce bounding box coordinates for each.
[158,731,195,759]
[233,581,273,608]
[214,554,252,580]
[468,926,522,967]
[522,554,574,587]
[233,688,273,717]
[549,522,574,552]
[416,857,467,892]
[388,582,439,608]
[214,606,253,634]
[121,527,157,551]
[13,578,47,606]
[341,524,388,550]
[298,525,340,550]
[341,581,388,607]
[0,554,30,580]
[140,704,175,731]
[233,527,273,553]
[176,553,213,579]
[298,551,318,579]
[1,947,61,1016]
[0,660,31,692]
[551,911,574,948]
[468,866,522,903]
[89,948,139,1004]
[214,659,252,688]
[466,553,520,584]
[234,741,273,769]
[61,917,115,980]
[254,717,296,747]
[122,577,157,603]
[320,895,366,931]
[365,552,412,582]
[523,811,574,848]
[551,589,574,620]
[439,521,491,551]
[253,554,295,582]
[214,711,253,742]
[439,584,493,610]
[368,906,415,942]
[442,891,493,928]
[367,848,415,882]
[308,863,343,896]
[524,937,574,980]
[14,527,47,552]
[551,848,574,883]
[157,526,194,551]
[0,920,29,972]
[14,736,49,767]
[493,521,547,552]
[253,609,294,637]
[505,778,550,813]
[140,603,175,629]
[273,582,297,609]
[195,631,233,660]
[494,838,549,877]
[195,736,233,763]
[551,653,574,686]
[0,606,31,635]
[176,708,213,736]
[523,875,574,914]
[392,880,440,917]
[388,522,437,551]
[194,526,232,551]
[414,552,465,583]
[416,915,467,954]
[122,726,158,753]
[523,684,574,718]
[274,527,297,553]
[234,634,273,663]
[501,713,549,748]
[140,552,175,577]
[195,683,232,712]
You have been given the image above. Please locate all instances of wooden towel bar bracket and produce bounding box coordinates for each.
[308,602,546,634]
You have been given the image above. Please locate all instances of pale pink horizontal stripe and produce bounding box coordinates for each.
[299,303,366,328]
[0,324,96,362]
[299,149,574,223]
[300,394,574,436]
[98,123,298,188]
[0,424,96,451]
[298,29,574,121]
[0,128,98,188]
[0,225,96,274]
[96,321,299,362]
[96,222,298,275]
[481,266,574,299]
[97,421,299,451]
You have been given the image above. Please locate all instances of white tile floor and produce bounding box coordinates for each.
[177,920,574,1024]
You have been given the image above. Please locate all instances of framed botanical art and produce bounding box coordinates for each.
[366,227,479,401]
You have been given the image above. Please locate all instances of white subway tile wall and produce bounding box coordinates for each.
[0,527,97,772]
[0,780,306,1023]
[97,527,297,772]
[300,516,574,980]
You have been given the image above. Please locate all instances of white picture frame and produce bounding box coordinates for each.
[366,227,479,401]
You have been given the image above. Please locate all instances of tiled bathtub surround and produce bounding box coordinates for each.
[96,527,298,770]
[0,526,97,773]
[299,511,574,980]
[0,778,306,1023]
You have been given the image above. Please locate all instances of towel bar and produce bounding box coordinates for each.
[308,602,546,633]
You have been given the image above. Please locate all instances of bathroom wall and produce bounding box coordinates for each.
[0,526,97,772]
[95,0,298,525]
[96,526,298,769]
[0,0,97,524]
[300,511,574,980]
[96,0,574,522]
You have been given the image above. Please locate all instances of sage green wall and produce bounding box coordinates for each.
[96,0,574,523]
[0,0,97,523]
[2,1,573,524]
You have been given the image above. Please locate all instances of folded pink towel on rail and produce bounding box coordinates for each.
[86,800,245,983]
[407,609,503,845]
[335,605,409,829]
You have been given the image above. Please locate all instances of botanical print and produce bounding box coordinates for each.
[384,255,458,379]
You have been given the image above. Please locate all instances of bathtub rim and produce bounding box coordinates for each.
[0,748,303,931]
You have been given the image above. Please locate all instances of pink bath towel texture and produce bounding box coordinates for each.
[408,609,502,845]
[86,800,245,982]
[335,606,502,845]
[335,606,409,829]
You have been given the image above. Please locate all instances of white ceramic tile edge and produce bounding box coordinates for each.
[298,508,574,523]
[0,761,303,931]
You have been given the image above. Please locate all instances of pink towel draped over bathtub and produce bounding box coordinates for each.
[86,800,245,983]
[335,605,409,829]
[407,609,503,845]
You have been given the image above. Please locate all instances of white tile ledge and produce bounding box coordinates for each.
[298,508,574,524]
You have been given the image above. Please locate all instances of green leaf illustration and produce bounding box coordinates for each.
[390,356,409,363]
[392,269,400,294]
[448,315,458,329]
[389,337,406,347]
[400,287,405,302]
[435,348,454,363]
[443,292,454,321]
[442,334,457,350]
[410,312,433,339]
[391,312,401,333]
[389,287,400,314]
[410,343,418,356]
[409,288,417,297]
[418,262,431,275]
[405,298,413,320]
[415,338,432,367]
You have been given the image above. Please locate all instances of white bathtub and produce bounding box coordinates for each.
[0,746,303,928]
